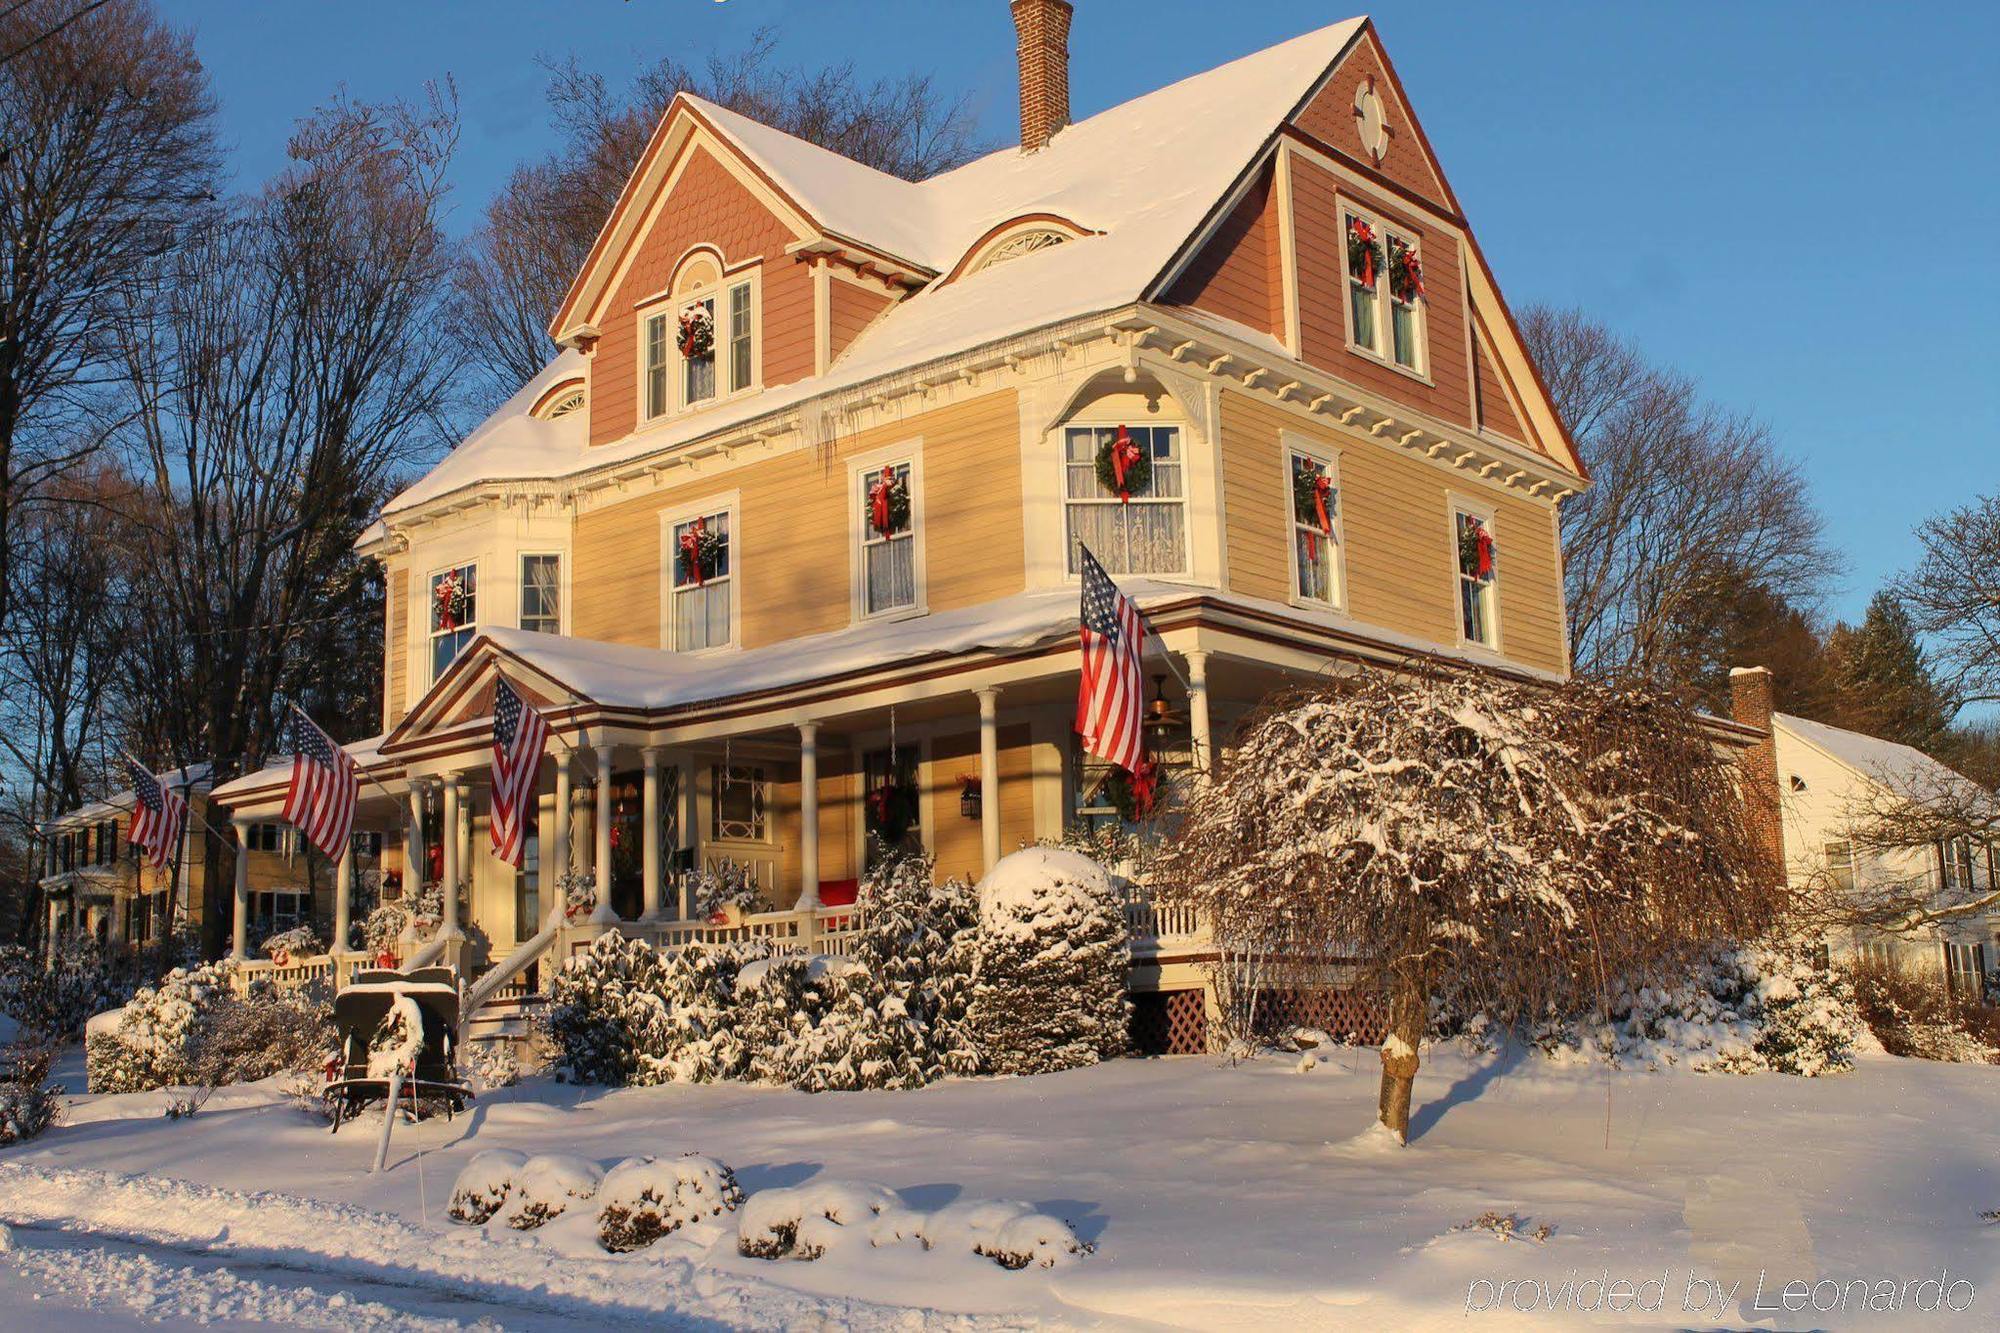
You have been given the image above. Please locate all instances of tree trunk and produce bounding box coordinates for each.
[1376,965,1428,1143]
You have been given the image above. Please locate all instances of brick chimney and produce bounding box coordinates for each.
[1729,665,1785,874]
[1011,0,1074,152]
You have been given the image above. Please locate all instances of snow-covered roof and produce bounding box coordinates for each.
[1774,713,1985,799]
[209,734,391,803]
[382,19,1365,519]
[50,763,214,829]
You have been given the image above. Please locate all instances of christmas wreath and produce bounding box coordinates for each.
[1104,759,1164,822]
[676,516,726,586]
[865,779,919,842]
[433,569,468,632]
[1292,456,1335,561]
[1458,516,1495,582]
[1389,237,1425,304]
[867,466,910,537]
[1347,216,1383,288]
[677,304,714,360]
[1094,425,1151,503]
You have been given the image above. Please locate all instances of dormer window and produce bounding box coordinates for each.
[641,254,759,423]
[1344,208,1427,376]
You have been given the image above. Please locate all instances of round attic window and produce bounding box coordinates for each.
[1353,80,1389,163]
[972,227,1071,273]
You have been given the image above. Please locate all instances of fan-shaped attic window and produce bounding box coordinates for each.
[530,378,588,421]
[973,228,1071,273]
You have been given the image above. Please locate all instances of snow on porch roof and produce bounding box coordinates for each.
[381,18,1366,520]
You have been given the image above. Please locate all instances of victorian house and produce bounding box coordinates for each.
[209,6,1586,1026]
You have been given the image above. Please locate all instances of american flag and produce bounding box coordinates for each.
[1075,544,1148,773]
[489,676,549,868]
[282,707,358,861]
[124,757,187,870]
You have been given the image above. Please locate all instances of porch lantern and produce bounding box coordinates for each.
[958,775,982,821]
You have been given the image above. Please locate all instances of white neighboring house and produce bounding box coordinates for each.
[1774,711,1998,992]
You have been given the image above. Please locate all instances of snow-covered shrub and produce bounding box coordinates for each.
[361,881,447,955]
[976,1212,1095,1270]
[541,932,761,1086]
[505,1153,603,1230]
[1846,955,2000,1064]
[738,1181,1093,1271]
[854,848,982,1080]
[466,1042,520,1090]
[967,847,1129,1075]
[260,925,322,963]
[1554,943,1861,1076]
[689,859,769,920]
[85,963,333,1093]
[596,1154,743,1252]
[0,1044,61,1146]
[0,938,127,1041]
[448,1149,527,1225]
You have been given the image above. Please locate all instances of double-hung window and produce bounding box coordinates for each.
[1941,837,1976,894]
[668,510,733,651]
[1825,840,1856,894]
[429,562,477,680]
[520,554,560,634]
[1063,424,1186,576]
[858,461,917,617]
[1345,208,1426,374]
[1453,508,1497,648]
[643,313,670,419]
[727,282,753,393]
[682,294,717,407]
[1288,448,1342,605]
[644,275,754,421]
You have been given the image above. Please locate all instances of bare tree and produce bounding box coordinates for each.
[1151,669,1781,1142]
[1799,760,1999,938]
[114,88,461,953]
[1520,307,1835,691]
[0,0,217,624]
[455,28,986,400]
[1895,492,2000,711]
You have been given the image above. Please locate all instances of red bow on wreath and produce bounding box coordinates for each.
[434,570,464,632]
[679,516,709,587]
[1348,217,1378,287]
[1305,474,1334,563]
[1475,525,1494,580]
[1111,425,1143,504]
[1396,248,1426,302]
[1129,757,1159,818]
[870,466,896,535]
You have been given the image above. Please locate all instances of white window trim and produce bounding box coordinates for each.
[517,551,566,635]
[635,262,763,427]
[1337,196,1433,386]
[424,558,479,684]
[658,491,742,655]
[1446,492,1503,655]
[846,439,929,625]
[1058,415,1194,581]
[1280,433,1347,612]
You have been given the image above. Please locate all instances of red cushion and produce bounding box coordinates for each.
[817,878,860,908]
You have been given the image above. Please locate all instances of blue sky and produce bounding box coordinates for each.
[158,0,1999,624]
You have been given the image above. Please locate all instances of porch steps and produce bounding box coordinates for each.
[462,993,545,1061]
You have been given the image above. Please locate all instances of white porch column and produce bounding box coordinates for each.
[230,815,252,960]
[680,760,701,919]
[797,723,821,911]
[334,840,355,952]
[976,688,1002,875]
[1186,649,1213,775]
[641,747,664,920]
[404,782,425,890]
[440,776,463,938]
[592,742,617,922]
[45,897,60,966]
[552,749,573,881]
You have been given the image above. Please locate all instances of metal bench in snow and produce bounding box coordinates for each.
[325,966,472,1132]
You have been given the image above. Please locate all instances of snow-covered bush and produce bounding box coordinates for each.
[85,963,333,1093]
[447,1149,527,1224]
[0,938,127,1041]
[854,848,982,1079]
[541,932,763,1086]
[1548,943,1861,1076]
[596,1154,743,1252]
[1846,955,2000,1064]
[260,925,322,963]
[737,1180,1092,1270]
[0,1044,61,1146]
[361,881,446,955]
[505,1153,603,1230]
[736,954,922,1092]
[967,847,1129,1075]
[689,859,768,920]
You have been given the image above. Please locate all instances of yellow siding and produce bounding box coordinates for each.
[385,564,409,727]
[573,390,1024,650]
[1218,389,1567,675]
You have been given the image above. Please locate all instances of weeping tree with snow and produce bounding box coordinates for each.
[1151,668,1783,1142]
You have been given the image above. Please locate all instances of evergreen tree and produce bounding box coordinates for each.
[1823,592,1956,752]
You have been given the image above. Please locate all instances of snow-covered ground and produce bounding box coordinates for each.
[4,1043,1997,1329]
